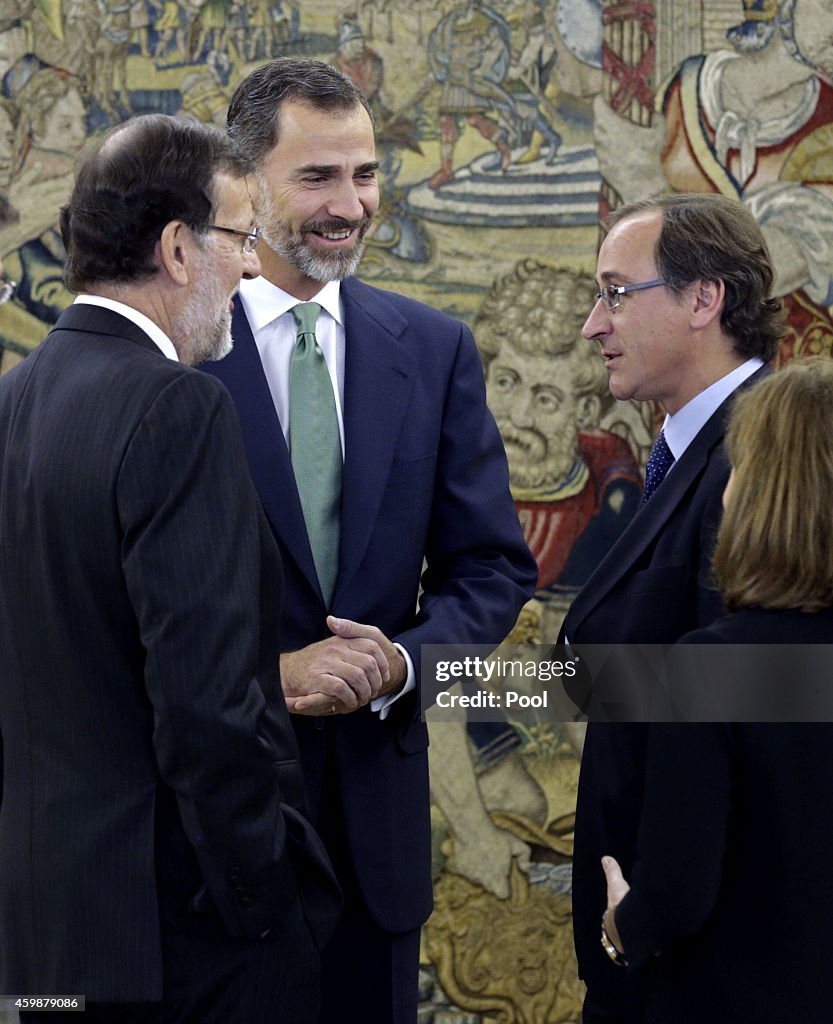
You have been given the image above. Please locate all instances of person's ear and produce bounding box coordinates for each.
[157,220,191,286]
[690,278,725,330]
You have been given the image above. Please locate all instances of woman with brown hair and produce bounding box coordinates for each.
[598,357,833,1024]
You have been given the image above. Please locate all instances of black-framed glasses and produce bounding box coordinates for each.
[594,278,666,311]
[206,224,263,254]
[0,275,16,305]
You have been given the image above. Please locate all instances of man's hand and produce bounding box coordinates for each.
[327,616,407,697]
[602,854,630,907]
[602,855,631,954]
[282,616,407,716]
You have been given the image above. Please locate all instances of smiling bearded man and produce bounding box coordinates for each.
[199,57,537,1024]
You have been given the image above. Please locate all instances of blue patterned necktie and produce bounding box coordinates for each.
[641,428,675,505]
[288,302,342,605]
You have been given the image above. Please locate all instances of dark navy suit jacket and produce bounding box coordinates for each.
[561,365,770,1021]
[617,607,833,1024]
[204,276,537,932]
[0,304,340,1001]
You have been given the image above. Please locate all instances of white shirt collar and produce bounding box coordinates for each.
[664,357,764,460]
[238,276,343,331]
[73,294,179,362]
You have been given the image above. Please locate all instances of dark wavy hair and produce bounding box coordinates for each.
[607,193,786,361]
[226,57,373,166]
[60,114,251,292]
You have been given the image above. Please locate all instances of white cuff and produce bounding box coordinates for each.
[370,643,416,720]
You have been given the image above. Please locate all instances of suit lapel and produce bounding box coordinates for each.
[566,365,770,634]
[566,417,720,631]
[335,279,416,600]
[223,305,322,597]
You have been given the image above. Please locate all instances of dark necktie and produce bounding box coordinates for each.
[641,428,675,505]
[288,302,342,605]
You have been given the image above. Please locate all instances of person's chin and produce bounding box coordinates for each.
[298,243,364,282]
[605,373,632,402]
[200,319,233,363]
[210,326,234,362]
[211,334,234,362]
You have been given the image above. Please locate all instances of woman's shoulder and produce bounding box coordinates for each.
[678,606,833,645]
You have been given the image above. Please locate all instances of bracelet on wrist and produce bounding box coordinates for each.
[600,910,628,967]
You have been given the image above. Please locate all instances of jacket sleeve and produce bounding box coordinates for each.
[394,322,538,672]
[614,719,732,965]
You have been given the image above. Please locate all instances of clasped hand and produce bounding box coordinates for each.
[282,615,406,716]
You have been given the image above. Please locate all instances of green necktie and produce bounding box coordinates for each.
[289,302,342,605]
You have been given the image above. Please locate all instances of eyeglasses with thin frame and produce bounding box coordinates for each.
[594,278,666,311]
[206,224,263,254]
[0,275,16,305]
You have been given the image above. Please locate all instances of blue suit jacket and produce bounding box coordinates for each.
[561,364,770,1022]
[204,276,537,931]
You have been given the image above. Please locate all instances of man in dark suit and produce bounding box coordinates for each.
[202,58,537,1024]
[561,193,783,1023]
[0,114,340,1023]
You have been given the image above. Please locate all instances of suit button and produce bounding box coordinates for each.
[229,866,242,881]
[239,894,255,908]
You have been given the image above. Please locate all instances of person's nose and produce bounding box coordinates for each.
[582,296,612,342]
[326,179,365,223]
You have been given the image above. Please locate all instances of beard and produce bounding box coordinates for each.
[174,248,234,366]
[498,420,581,489]
[258,191,371,282]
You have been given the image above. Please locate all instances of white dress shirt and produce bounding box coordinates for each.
[74,294,179,361]
[663,357,764,465]
[240,276,346,455]
[238,275,414,717]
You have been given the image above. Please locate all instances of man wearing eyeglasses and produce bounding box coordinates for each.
[0,114,341,1022]
[561,193,781,1024]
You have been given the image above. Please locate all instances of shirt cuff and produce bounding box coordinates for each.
[370,643,415,720]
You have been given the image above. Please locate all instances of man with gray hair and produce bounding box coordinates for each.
[0,113,340,1023]
[203,57,536,1024]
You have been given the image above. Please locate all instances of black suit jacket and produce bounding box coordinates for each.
[560,365,769,1020]
[0,304,339,1001]
[616,607,833,1024]
[203,277,537,932]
